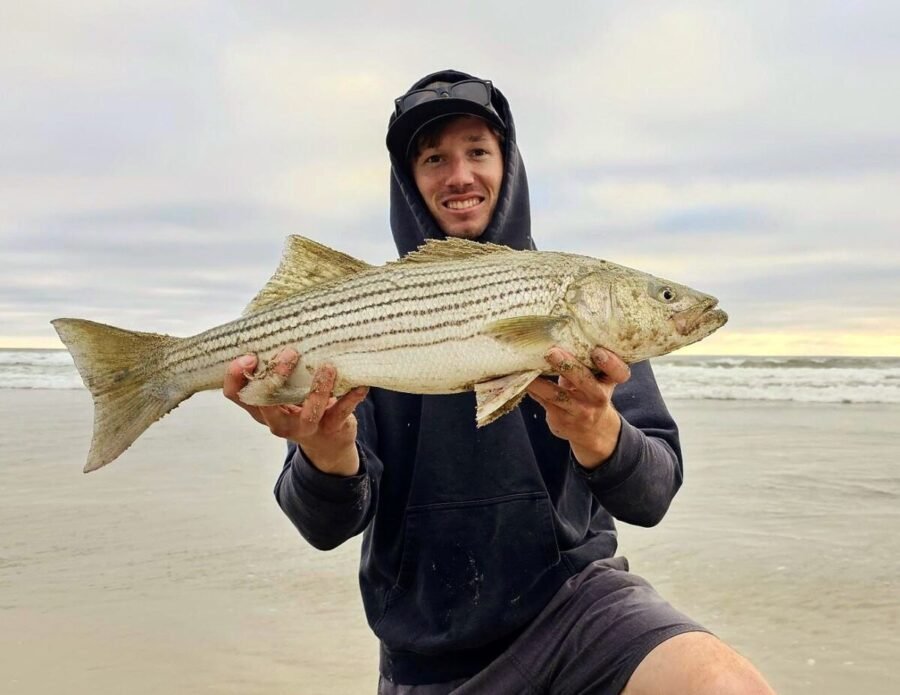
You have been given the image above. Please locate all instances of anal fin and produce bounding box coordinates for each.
[474,370,542,427]
[239,380,310,406]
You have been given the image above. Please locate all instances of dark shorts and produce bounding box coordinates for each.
[378,557,709,695]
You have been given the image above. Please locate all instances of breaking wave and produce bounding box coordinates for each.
[3,350,899,404]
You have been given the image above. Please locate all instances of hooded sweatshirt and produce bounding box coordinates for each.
[274,70,683,686]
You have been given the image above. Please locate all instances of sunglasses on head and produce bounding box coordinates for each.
[394,79,494,117]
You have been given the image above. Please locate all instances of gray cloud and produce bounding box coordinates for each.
[2,1,898,351]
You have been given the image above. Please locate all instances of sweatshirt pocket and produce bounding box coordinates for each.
[373,491,563,654]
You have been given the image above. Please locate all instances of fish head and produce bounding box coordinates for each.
[612,274,728,361]
[566,268,728,362]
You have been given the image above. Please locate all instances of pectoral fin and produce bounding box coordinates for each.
[474,370,542,427]
[483,316,568,350]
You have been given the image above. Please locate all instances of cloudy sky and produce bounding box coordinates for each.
[2,1,898,355]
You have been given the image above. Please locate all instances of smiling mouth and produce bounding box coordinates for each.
[444,197,483,211]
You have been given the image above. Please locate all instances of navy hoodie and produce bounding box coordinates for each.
[274,70,683,686]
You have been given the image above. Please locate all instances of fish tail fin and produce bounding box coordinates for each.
[51,318,187,473]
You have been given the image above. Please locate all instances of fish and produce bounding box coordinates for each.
[52,235,728,473]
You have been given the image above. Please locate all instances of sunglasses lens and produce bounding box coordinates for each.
[449,81,490,105]
[400,89,441,112]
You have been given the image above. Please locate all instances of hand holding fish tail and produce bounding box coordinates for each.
[526,347,630,470]
[224,348,368,477]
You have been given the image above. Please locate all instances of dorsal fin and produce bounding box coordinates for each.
[392,237,516,265]
[243,235,372,315]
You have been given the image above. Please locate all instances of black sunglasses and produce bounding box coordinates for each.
[394,79,494,117]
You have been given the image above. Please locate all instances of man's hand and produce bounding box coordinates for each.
[525,347,631,470]
[223,348,368,477]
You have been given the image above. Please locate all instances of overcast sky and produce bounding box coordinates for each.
[2,1,898,355]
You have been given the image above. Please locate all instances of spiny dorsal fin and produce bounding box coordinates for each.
[243,235,372,315]
[393,237,516,265]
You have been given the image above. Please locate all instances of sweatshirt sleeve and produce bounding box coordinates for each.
[273,398,382,550]
[575,360,683,527]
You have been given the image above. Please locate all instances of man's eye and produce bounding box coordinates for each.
[423,154,442,164]
[471,148,488,157]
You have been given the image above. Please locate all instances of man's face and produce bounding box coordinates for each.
[411,116,504,239]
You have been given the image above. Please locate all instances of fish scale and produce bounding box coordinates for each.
[52,235,727,471]
[167,258,567,392]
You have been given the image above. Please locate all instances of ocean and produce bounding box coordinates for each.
[5,348,899,404]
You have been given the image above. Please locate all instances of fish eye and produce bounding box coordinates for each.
[657,286,677,303]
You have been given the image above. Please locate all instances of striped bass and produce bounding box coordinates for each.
[52,235,727,473]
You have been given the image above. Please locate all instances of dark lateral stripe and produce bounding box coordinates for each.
[170,281,546,375]
[165,265,567,374]
[298,294,539,356]
[257,262,526,325]
[293,279,554,347]
[167,270,557,368]
[165,275,560,377]
[315,304,534,357]
[163,263,532,365]
[332,334,477,357]
[251,270,559,354]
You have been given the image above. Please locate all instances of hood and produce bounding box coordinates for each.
[388,69,534,256]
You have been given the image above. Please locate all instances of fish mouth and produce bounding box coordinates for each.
[674,299,729,337]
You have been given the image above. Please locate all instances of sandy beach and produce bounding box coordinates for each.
[1,388,897,694]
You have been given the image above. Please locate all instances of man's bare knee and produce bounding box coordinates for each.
[623,631,775,695]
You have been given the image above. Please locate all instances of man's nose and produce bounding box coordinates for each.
[445,156,475,187]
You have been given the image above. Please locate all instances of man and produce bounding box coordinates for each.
[225,70,775,694]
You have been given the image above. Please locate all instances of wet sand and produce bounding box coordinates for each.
[1,389,897,694]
